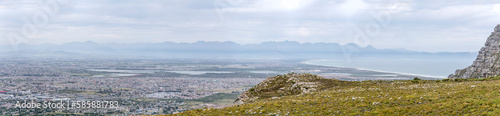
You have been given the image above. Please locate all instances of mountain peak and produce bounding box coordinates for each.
[495,24,500,32]
[449,24,500,79]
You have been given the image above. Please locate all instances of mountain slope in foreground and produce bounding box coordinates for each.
[173,73,500,115]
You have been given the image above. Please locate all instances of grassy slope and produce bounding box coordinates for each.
[172,77,500,115]
[241,73,352,103]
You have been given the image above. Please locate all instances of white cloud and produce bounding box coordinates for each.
[493,4,500,12]
[337,0,369,16]
[91,34,122,39]
[1,0,500,52]
[223,0,315,12]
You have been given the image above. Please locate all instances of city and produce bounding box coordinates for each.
[0,57,427,115]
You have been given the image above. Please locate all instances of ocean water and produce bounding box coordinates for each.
[303,57,474,78]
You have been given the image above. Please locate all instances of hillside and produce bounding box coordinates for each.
[173,74,500,115]
[235,73,351,104]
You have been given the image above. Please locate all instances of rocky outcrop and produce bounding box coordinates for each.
[235,73,347,105]
[449,24,500,79]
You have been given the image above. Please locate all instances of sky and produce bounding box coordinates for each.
[1,0,500,52]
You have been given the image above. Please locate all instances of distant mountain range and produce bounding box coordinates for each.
[0,41,476,60]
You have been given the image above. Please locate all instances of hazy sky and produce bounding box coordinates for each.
[1,0,500,52]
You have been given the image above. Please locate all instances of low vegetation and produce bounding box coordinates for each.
[171,74,500,115]
[165,93,239,103]
[236,73,353,104]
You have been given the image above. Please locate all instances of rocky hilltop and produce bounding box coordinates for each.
[449,24,500,79]
[235,73,349,104]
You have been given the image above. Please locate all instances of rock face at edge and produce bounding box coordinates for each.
[235,73,343,105]
[449,24,500,79]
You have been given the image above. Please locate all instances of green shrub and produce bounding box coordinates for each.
[410,77,421,83]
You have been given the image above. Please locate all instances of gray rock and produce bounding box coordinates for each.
[449,24,500,79]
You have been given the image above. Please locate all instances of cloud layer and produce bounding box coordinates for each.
[1,0,500,52]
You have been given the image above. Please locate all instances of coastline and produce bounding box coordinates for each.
[301,59,447,79]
